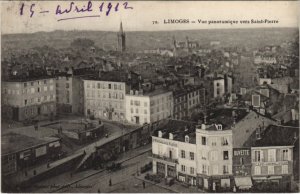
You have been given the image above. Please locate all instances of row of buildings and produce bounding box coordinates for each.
[1,68,212,125]
[151,109,299,192]
[2,67,234,125]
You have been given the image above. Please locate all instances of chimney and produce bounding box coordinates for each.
[158,131,162,138]
[294,132,298,140]
[98,70,102,78]
[169,133,173,140]
[201,124,206,130]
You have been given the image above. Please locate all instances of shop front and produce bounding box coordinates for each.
[252,175,291,192]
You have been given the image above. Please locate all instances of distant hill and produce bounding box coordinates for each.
[1,28,298,53]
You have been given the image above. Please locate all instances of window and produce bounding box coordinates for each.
[202,164,207,174]
[221,137,229,146]
[24,99,27,105]
[130,100,133,105]
[144,102,148,107]
[97,83,100,89]
[282,149,289,161]
[202,136,206,145]
[131,108,133,113]
[66,83,70,88]
[37,87,40,92]
[223,151,229,160]
[135,109,138,113]
[223,165,229,174]
[87,83,90,88]
[268,149,276,162]
[211,137,217,146]
[254,150,262,162]
[181,150,185,158]
[44,80,47,84]
[114,84,117,90]
[268,166,274,175]
[144,110,147,114]
[24,83,27,87]
[190,167,195,175]
[108,84,111,89]
[282,165,288,174]
[190,152,194,160]
[181,165,186,172]
[134,101,140,106]
[254,166,261,175]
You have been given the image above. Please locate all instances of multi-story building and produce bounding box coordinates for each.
[173,85,206,120]
[151,109,249,191]
[83,70,139,122]
[247,125,299,192]
[196,123,233,191]
[125,88,173,125]
[151,120,197,185]
[56,68,94,115]
[1,76,56,121]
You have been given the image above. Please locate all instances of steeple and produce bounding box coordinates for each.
[119,22,124,34]
[117,21,126,52]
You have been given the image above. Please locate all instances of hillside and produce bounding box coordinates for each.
[1,28,298,54]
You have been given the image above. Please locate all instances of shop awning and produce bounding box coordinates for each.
[235,177,253,189]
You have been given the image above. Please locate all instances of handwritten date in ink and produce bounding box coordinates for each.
[19,1,133,21]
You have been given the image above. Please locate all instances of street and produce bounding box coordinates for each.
[29,151,172,193]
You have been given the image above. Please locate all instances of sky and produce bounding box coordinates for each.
[1,1,299,34]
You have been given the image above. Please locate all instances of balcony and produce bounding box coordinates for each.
[151,154,178,164]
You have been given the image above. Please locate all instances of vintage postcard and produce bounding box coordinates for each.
[1,1,299,193]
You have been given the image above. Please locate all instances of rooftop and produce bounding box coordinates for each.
[152,119,197,144]
[83,70,139,83]
[1,132,59,156]
[245,125,299,147]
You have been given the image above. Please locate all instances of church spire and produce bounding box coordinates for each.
[119,21,124,34]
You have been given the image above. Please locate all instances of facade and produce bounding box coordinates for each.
[1,77,56,121]
[196,124,233,191]
[125,89,173,125]
[246,125,299,192]
[117,22,126,52]
[56,68,94,115]
[173,86,206,120]
[83,79,127,121]
[151,127,197,185]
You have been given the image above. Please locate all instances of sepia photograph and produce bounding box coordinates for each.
[1,1,299,193]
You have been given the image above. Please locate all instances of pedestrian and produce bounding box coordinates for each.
[142,181,145,189]
[109,178,112,186]
[97,189,101,193]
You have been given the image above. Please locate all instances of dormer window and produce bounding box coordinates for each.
[185,135,189,143]
[216,124,222,131]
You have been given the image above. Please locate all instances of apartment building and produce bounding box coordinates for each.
[125,88,173,125]
[248,125,298,192]
[56,68,94,115]
[196,123,233,191]
[1,77,56,121]
[83,70,140,122]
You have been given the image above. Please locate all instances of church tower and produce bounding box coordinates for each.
[117,22,126,52]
